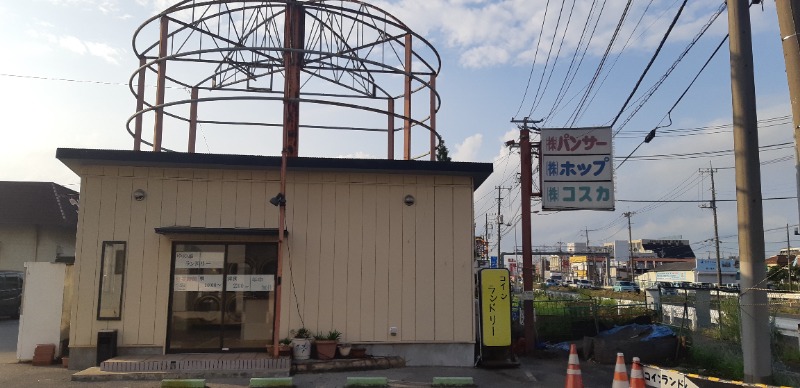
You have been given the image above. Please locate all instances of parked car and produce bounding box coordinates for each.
[544,279,557,287]
[613,280,640,293]
[657,282,678,295]
[0,271,23,319]
[576,279,593,289]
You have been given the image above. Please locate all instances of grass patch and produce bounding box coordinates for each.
[685,340,744,381]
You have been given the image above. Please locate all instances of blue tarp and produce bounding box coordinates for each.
[596,323,675,341]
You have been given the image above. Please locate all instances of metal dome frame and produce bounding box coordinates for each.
[128,0,443,160]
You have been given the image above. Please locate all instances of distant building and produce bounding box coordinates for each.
[636,258,739,286]
[0,181,78,271]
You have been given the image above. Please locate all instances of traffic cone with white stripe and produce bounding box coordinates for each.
[630,357,645,388]
[611,352,630,388]
[564,343,583,388]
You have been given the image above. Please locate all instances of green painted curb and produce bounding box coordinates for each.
[160,379,206,388]
[432,376,475,386]
[345,376,389,387]
[250,377,294,387]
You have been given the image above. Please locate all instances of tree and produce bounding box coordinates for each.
[436,140,452,162]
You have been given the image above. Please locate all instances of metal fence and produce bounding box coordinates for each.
[533,297,655,343]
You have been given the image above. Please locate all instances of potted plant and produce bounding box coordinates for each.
[290,328,312,360]
[314,330,341,360]
[337,342,352,358]
[278,338,292,357]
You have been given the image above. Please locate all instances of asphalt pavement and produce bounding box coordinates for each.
[0,317,617,387]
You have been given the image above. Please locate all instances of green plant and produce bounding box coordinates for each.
[314,329,342,341]
[279,337,292,345]
[291,327,312,339]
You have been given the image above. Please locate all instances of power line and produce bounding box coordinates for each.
[513,0,553,118]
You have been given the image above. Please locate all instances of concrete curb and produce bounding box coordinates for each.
[292,356,404,374]
[71,367,289,382]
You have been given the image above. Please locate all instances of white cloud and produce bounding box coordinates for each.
[336,152,379,159]
[45,33,122,64]
[452,133,483,161]
[58,35,88,55]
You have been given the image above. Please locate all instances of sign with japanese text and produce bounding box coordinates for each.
[479,269,512,347]
[541,127,614,211]
[175,251,225,269]
[642,365,700,388]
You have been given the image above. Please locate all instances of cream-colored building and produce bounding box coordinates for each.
[0,182,78,272]
[58,148,491,370]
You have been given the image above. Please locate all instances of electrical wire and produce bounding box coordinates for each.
[609,0,688,130]
[513,0,553,118]
[526,0,569,117]
[530,0,577,115]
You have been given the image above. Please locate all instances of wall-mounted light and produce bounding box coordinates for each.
[403,194,415,206]
[269,193,286,207]
[133,189,147,201]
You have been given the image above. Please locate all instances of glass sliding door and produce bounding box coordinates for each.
[168,243,277,352]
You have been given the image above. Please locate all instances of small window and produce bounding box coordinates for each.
[97,241,126,320]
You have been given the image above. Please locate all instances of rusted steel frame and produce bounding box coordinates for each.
[403,33,412,160]
[429,74,436,161]
[153,16,169,152]
[282,1,304,157]
[388,98,395,160]
[134,57,147,151]
[188,87,198,153]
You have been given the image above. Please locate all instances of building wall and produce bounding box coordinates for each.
[69,165,475,352]
[0,224,76,272]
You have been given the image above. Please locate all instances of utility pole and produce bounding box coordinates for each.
[485,214,490,262]
[788,224,793,292]
[623,212,635,281]
[700,163,723,285]
[728,0,771,382]
[509,116,540,354]
[775,0,800,231]
[584,227,592,283]
[495,186,511,267]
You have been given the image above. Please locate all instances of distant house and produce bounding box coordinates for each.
[0,182,79,271]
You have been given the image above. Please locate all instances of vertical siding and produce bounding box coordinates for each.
[139,173,163,345]
[359,182,376,341]
[400,178,416,341]
[176,180,192,226]
[122,172,147,345]
[234,179,251,227]
[346,182,362,338]
[302,177,322,334]
[205,172,223,228]
[315,179,336,335]
[414,178,435,340]
[387,183,404,341]
[452,184,475,341]
[434,185,455,341]
[331,181,349,333]
[287,173,308,332]
[190,175,208,227]
[373,185,390,342]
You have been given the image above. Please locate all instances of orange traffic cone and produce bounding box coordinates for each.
[564,344,583,388]
[611,352,630,388]
[630,357,645,388]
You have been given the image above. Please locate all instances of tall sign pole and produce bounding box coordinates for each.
[728,0,771,382]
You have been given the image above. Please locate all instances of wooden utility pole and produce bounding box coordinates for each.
[510,117,539,353]
[728,0,771,382]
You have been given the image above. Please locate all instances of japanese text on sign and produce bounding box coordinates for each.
[541,127,614,211]
[175,251,225,269]
[479,269,511,347]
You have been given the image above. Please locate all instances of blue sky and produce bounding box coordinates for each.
[0,0,797,258]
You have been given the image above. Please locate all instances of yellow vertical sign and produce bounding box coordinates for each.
[479,269,511,347]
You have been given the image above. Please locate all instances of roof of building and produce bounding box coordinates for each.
[641,240,696,259]
[649,261,696,272]
[56,148,494,189]
[0,181,79,228]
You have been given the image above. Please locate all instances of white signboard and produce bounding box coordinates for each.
[541,127,614,211]
[174,275,200,292]
[226,275,251,291]
[642,365,699,388]
[197,275,224,291]
[250,275,275,292]
[696,259,737,273]
[175,251,225,269]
